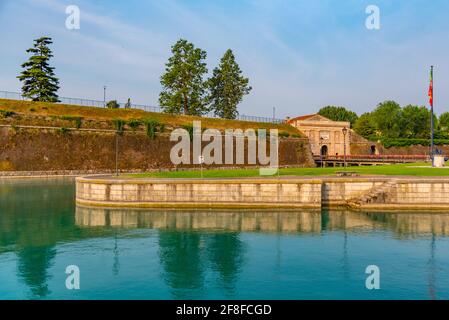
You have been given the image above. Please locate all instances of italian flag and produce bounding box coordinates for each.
[428,67,433,108]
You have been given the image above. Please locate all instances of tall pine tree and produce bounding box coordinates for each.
[159,39,208,115]
[17,37,60,102]
[207,49,251,119]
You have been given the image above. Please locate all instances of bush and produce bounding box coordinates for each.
[181,124,194,140]
[61,115,83,129]
[278,131,290,138]
[127,119,142,131]
[59,127,70,135]
[0,110,16,118]
[380,138,449,148]
[145,119,160,139]
[106,100,120,109]
[113,119,126,135]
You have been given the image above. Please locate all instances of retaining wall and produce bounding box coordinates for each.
[75,176,449,210]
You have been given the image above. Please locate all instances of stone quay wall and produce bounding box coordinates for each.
[75,176,449,210]
[76,177,323,209]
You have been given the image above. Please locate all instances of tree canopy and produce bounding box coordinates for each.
[159,39,208,116]
[439,112,449,131]
[353,100,439,140]
[400,105,432,139]
[17,36,60,102]
[207,49,251,119]
[371,101,402,138]
[353,112,377,138]
[318,106,358,125]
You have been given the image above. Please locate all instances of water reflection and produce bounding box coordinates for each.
[16,246,56,297]
[158,231,206,298]
[1,178,449,299]
[0,179,113,298]
[75,206,449,237]
[0,179,75,298]
[74,206,449,300]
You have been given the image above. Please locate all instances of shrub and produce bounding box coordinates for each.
[0,110,16,118]
[145,119,160,139]
[380,138,449,148]
[74,117,82,129]
[278,131,290,138]
[113,119,126,135]
[59,127,70,135]
[127,119,142,131]
[61,115,83,129]
[106,100,120,109]
[181,124,194,140]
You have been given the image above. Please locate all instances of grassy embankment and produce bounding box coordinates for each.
[124,162,449,178]
[0,98,301,135]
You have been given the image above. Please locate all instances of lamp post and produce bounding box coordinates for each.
[319,137,324,168]
[115,132,119,176]
[103,86,107,108]
[342,127,348,168]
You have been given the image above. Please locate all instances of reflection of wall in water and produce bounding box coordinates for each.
[366,212,449,237]
[75,206,449,236]
[75,207,323,233]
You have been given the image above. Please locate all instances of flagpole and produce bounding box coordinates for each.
[430,65,434,165]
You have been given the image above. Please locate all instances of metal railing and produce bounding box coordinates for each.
[0,90,285,124]
[314,154,430,162]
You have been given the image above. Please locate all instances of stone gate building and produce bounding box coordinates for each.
[287,114,351,157]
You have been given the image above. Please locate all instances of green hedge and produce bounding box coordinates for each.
[381,138,449,148]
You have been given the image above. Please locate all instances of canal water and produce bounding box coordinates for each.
[1,178,449,300]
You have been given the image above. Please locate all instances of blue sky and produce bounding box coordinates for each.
[0,0,448,118]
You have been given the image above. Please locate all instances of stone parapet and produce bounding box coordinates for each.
[75,176,449,210]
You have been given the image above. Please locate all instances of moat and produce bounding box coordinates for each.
[1,178,449,299]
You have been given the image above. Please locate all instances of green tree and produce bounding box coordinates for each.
[106,100,120,109]
[159,39,208,115]
[353,112,377,139]
[207,49,252,119]
[400,105,431,138]
[17,37,60,102]
[439,112,449,131]
[318,106,358,126]
[371,101,402,138]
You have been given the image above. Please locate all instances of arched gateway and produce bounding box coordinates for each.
[287,114,350,157]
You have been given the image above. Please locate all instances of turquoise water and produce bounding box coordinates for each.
[1,178,449,300]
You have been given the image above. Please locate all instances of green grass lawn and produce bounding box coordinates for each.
[123,162,449,178]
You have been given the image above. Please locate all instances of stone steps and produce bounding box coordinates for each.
[348,180,398,208]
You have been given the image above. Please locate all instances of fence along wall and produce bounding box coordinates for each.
[0,90,284,124]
